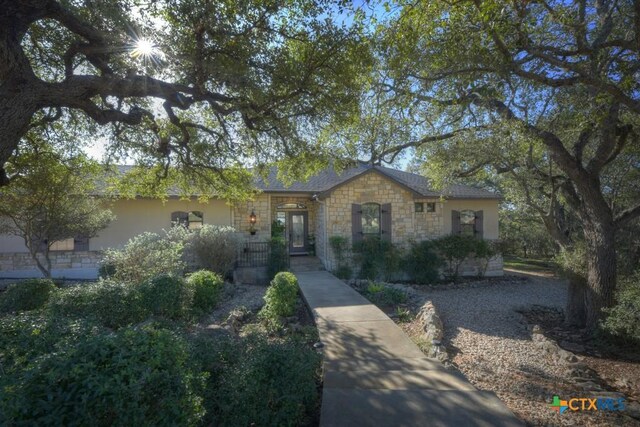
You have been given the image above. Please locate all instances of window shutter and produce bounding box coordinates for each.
[451,210,461,235]
[351,204,362,244]
[74,236,90,252]
[381,203,392,242]
[475,210,484,239]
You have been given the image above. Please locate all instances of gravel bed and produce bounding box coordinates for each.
[397,275,638,426]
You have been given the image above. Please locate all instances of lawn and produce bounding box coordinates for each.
[503,256,558,275]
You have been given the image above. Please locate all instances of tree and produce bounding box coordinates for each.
[0,142,113,278]
[0,0,369,196]
[357,0,640,330]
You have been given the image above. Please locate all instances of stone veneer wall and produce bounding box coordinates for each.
[315,202,326,261]
[232,194,271,241]
[322,172,442,270]
[269,196,317,240]
[0,251,102,274]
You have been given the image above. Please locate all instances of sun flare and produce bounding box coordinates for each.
[131,38,156,58]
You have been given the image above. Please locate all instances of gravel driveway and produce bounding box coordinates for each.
[405,275,637,426]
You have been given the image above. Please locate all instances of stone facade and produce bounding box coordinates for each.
[0,251,102,276]
[269,196,317,241]
[232,193,271,241]
[321,171,442,270]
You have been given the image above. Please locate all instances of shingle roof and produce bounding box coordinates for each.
[257,162,502,200]
[110,163,501,200]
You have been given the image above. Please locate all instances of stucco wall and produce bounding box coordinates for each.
[442,199,500,240]
[0,198,232,253]
[91,198,232,250]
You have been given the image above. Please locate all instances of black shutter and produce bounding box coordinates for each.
[381,203,392,242]
[475,210,484,239]
[451,210,461,235]
[351,204,362,244]
[74,236,90,251]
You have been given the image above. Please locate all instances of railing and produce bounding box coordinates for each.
[236,240,290,268]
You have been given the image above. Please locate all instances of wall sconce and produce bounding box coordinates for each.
[249,210,257,235]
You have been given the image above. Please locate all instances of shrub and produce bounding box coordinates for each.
[260,272,299,321]
[352,237,396,280]
[187,270,224,315]
[216,335,321,427]
[329,235,350,259]
[0,313,101,375]
[101,231,185,283]
[362,282,407,306]
[0,279,57,314]
[474,239,499,277]
[334,264,353,280]
[404,241,442,284]
[48,280,148,329]
[0,327,206,426]
[433,235,477,280]
[138,275,194,320]
[329,235,353,279]
[267,237,289,281]
[188,225,241,278]
[601,271,640,345]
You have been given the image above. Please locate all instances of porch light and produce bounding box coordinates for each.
[249,210,257,235]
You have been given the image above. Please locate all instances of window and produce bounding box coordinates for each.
[426,202,436,212]
[276,202,306,210]
[460,210,476,236]
[414,202,424,212]
[361,203,381,236]
[50,238,74,251]
[171,211,204,229]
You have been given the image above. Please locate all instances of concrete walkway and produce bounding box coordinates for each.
[296,271,523,427]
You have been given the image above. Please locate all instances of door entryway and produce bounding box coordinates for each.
[288,211,308,255]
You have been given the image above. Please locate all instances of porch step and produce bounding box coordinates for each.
[290,256,325,272]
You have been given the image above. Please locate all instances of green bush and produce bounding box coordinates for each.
[138,275,194,320]
[267,237,289,281]
[601,271,640,344]
[0,279,57,314]
[187,270,224,315]
[188,225,241,278]
[433,235,478,280]
[260,272,299,321]
[330,236,353,279]
[334,264,353,280]
[101,231,185,283]
[362,282,407,306]
[48,280,148,329]
[216,335,321,427]
[329,235,350,259]
[0,327,206,426]
[352,237,397,280]
[0,313,101,375]
[404,241,442,284]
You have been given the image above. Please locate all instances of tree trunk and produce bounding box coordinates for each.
[0,91,38,185]
[565,274,587,327]
[583,219,617,331]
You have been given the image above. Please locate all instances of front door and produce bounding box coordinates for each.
[288,211,308,255]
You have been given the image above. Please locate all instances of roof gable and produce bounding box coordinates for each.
[257,162,501,200]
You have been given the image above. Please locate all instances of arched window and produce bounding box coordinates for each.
[361,203,381,236]
[460,210,476,236]
[171,211,203,229]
